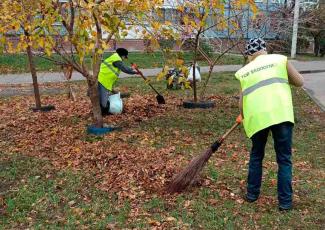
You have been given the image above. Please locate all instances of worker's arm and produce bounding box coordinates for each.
[113,61,137,75]
[287,62,304,87]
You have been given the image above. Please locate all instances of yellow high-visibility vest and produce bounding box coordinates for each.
[98,53,122,91]
[235,54,294,138]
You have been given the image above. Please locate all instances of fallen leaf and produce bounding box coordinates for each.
[165,216,177,222]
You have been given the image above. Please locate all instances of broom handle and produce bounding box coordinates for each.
[218,115,242,143]
[219,122,240,142]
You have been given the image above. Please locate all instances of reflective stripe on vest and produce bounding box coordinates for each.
[102,61,119,78]
[235,54,294,138]
[98,53,122,91]
[242,77,288,96]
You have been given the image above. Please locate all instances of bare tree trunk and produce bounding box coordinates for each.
[192,34,200,102]
[26,45,41,109]
[314,36,320,56]
[87,76,103,128]
[199,65,214,100]
[290,0,300,58]
[62,65,76,101]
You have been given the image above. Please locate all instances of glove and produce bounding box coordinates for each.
[236,114,243,124]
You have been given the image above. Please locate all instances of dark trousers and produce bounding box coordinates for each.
[98,83,112,115]
[246,122,293,208]
[98,83,112,108]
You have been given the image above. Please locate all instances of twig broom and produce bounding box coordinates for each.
[167,115,242,193]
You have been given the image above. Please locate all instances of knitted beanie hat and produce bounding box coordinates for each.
[245,38,267,55]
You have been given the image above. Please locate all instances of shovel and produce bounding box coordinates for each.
[132,64,166,104]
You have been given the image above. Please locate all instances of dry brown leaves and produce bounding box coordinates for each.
[0,87,248,213]
[0,89,186,197]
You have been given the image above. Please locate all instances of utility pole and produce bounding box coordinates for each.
[291,0,300,58]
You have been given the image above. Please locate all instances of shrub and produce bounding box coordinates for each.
[319,36,325,57]
[282,36,310,53]
[296,37,310,53]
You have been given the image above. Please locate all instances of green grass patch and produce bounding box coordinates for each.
[1,51,324,75]
[294,53,325,61]
[0,154,134,228]
[0,51,244,74]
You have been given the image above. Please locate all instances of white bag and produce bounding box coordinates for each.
[108,92,123,114]
[187,64,201,82]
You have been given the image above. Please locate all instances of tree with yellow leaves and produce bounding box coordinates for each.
[1,0,173,129]
[156,0,257,103]
[45,0,174,129]
[0,0,57,111]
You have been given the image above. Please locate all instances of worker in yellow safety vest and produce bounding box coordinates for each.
[98,48,138,115]
[235,38,304,211]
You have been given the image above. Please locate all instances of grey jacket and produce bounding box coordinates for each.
[113,61,137,75]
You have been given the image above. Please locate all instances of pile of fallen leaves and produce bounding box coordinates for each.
[0,89,184,191]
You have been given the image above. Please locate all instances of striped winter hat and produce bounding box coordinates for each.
[245,38,267,55]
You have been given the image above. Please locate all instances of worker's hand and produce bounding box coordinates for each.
[131,63,138,70]
[236,114,243,124]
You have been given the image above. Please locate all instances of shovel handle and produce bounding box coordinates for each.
[133,65,162,96]
[131,64,144,79]
[133,66,146,80]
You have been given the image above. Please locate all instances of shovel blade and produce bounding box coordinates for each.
[156,95,166,104]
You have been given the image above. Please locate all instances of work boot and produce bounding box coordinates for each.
[243,194,258,203]
[279,206,292,212]
[101,106,110,116]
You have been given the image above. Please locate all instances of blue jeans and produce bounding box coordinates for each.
[246,122,293,209]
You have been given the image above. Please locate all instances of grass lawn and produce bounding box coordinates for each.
[294,53,325,61]
[0,52,244,74]
[1,51,324,75]
[0,73,324,229]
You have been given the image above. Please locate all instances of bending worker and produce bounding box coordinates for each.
[98,48,138,115]
[235,38,304,211]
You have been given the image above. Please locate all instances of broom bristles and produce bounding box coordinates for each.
[167,147,214,193]
[167,121,239,193]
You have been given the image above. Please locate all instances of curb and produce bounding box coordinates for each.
[299,70,325,74]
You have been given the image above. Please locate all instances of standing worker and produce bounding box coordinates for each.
[235,38,304,211]
[98,48,138,115]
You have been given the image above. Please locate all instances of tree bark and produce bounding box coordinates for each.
[199,65,214,100]
[290,0,300,58]
[192,34,200,102]
[26,45,41,109]
[314,36,320,56]
[87,75,103,128]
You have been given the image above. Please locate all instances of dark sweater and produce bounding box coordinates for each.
[113,61,137,75]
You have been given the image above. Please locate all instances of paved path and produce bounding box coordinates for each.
[0,60,324,111]
[302,72,325,111]
[1,61,324,85]
[0,65,242,85]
